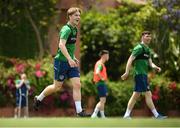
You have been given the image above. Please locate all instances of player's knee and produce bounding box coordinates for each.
[102,100,106,104]
[145,91,152,98]
[133,94,140,100]
[100,98,106,104]
[54,84,62,91]
[73,82,81,90]
[145,94,152,100]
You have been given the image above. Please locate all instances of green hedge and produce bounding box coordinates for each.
[0,56,179,116]
[81,71,180,116]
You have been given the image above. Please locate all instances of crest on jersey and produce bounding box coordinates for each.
[59,75,65,81]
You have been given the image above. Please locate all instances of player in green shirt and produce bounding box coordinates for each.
[33,7,89,117]
[121,31,167,119]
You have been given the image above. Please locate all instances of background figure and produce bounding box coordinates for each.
[121,31,167,119]
[91,50,109,118]
[14,73,30,118]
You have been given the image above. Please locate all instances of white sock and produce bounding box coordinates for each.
[100,111,105,118]
[124,108,131,117]
[14,115,17,118]
[37,93,45,101]
[75,101,82,113]
[152,109,159,117]
[91,107,99,118]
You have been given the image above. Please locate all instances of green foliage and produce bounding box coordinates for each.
[0,56,74,108]
[0,55,54,107]
[0,0,58,58]
[105,80,133,116]
[80,2,145,80]
[0,23,38,58]
[80,1,180,82]
[81,71,97,96]
[0,92,6,107]
[80,71,143,116]
[150,74,180,113]
[137,1,180,81]
[81,71,180,116]
[0,56,180,115]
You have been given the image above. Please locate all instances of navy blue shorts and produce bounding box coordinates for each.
[96,81,108,97]
[16,95,27,107]
[134,74,150,92]
[54,59,80,82]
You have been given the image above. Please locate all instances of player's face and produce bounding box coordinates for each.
[21,74,27,80]
[69,11,81,26]
[104,54,109,61]
[142,34,152,44]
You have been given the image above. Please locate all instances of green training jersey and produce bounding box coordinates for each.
[54,23,78,61]
[132,43,151,76]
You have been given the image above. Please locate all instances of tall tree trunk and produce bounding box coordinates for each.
[25,7,44,59]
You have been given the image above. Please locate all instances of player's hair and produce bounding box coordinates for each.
[67,7,81,19]
[141,31,151,36]
[99,50,109,57]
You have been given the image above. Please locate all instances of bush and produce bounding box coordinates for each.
[81,71,97,96]
[81,72,141,116]
[80,2,144,80]
[0,55,74,108]
[105,80,133,116]
[0,56,179,115]
[81,71,180,116]
[150,74,180,113]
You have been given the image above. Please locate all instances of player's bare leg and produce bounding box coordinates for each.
[91,97,106,118]
[124,92,140,118]
[71,77,90,117]
[145,91,167,119]
[99,97,106,118]
[41,80,63,97]
[14,107,19,118]
[145,91,156,110]
[33,80,63,111]
[71,77,82,114]
[23,106,28,118]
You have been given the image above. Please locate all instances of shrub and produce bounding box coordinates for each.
[0,56,80,109]
[150,74,180,113]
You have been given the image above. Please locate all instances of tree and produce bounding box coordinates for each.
[0,0,58,59]
[150,0,180,81]
[80,2,144,80]
[80,0,180,81]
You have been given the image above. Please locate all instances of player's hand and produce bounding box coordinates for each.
[68,58,77,67]
[121,72,129,80]
[74,58,79,66]
[101,77,105,81]
[21,79,26,83]
[156,66,161,72]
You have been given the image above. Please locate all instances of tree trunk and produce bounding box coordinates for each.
[25,7,44,59]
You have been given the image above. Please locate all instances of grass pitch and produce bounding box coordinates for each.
[0,117,180,128]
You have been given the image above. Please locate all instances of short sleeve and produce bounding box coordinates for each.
[15,80,21,85]
[149,49,153,58]
[59,26,71,40]
[132,45,143,57]
[96,64,103,73]
[26,80,30,85]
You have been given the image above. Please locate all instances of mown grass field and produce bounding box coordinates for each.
[0,117,180,128]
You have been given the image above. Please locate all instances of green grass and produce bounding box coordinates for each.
[0,117,180,127]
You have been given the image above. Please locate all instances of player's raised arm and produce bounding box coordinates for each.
[121,54,135,80]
